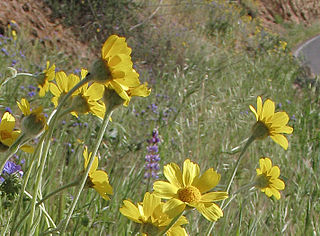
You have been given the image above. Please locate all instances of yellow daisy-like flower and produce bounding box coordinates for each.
[49,70,81,108]
[249,96,293,150]
[83,147,113,200]
[0,112,33,153]
[17,98,47,137]
[120,192,188,236]
[69,69,105,119]
[153,159,228,222]
[255,157,285,200]
[89,35,151,106]
[36,61,56,97]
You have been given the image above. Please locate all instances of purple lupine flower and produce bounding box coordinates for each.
[1,48,9,56]
[11,60,17,66]
[144,129,161,181]
[0,161,23,183]
[74,69,81,74]
[5,107,12,113]
[28,91,36,97]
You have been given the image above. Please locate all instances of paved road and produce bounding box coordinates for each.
[294,35,320,75]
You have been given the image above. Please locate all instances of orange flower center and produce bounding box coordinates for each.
[178,186,201,203]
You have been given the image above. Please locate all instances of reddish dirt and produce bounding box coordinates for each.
[0,0,319,59]
[258,0,320,25]
[0,0,92,59]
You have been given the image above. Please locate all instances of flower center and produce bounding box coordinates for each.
[251,121,269,140]
[178,186,201,203]
[255,174,270,188]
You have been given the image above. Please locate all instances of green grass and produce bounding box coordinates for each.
[0,0,320,235]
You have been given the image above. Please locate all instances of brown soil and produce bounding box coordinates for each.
[258,0,320,25]
[0,0,92,59]
[0,0,319,60]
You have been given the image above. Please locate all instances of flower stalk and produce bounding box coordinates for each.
[59,106,114,233]
[206,135,255,235]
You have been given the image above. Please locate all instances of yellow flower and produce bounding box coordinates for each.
[83,147,113,200]
[36,61,56,97]
[89,35,151,106]
[153,159,228,222]
[0,112,33,153]
[69,69,105,118]
[255,157,285,200]
[17,98,47,137]
[49,70,81,108]
[249,96,293,150]
[120,192,188,236]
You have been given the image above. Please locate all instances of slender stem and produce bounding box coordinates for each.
[14,180,79,231]
[206,136,255,235]
[60,109,114,233]
[24,191,56,228]
[10,134,45,236]
[27,76,91,230]
[28,137,45,227]
[155,210,184,236]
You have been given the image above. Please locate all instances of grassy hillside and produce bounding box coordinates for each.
[0,0,319,235]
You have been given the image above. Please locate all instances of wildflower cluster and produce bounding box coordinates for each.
[0,25,293,234]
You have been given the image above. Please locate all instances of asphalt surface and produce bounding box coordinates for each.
[294,35,320,75]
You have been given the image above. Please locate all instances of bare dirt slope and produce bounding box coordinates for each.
[0,0,319,59]
[258,0,320,25]
[0,0,91,59]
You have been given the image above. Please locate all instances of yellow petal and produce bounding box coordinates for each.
[153,181,179,199]
[67,74,80,94]
[0,112,15,132]
[201,192,228,202]
[195,202,223,222]
[269,187,281,200]
[270,134,289,150]
[49,83,61,97]
[262,99,275,120]
[119,200,142,223]
[269,165,280,179]
[193,168,221,193]
[271,179,285,190]
[163,162,183,189]
[272,125,293,134]
[163,198,186,218]
[249,105,258,121]
[257,96,262,117]
[269,112,289,127]
[167,227,188,236]
[85,83,104,100]
[182,159,200,187]
[128,83,151,98]
[81,68,88,80]
[264,158,272,171]
[55,71,68,92]
[143,192,160,219]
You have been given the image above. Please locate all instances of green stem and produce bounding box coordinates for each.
[60,108,114,233]
[10,134,45,235]
[14,180,80,231]
[23,191,56,228]
[221,182,256,211]
[27,76,91,230]
[155,210,185,236]
[206,135,255,235]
